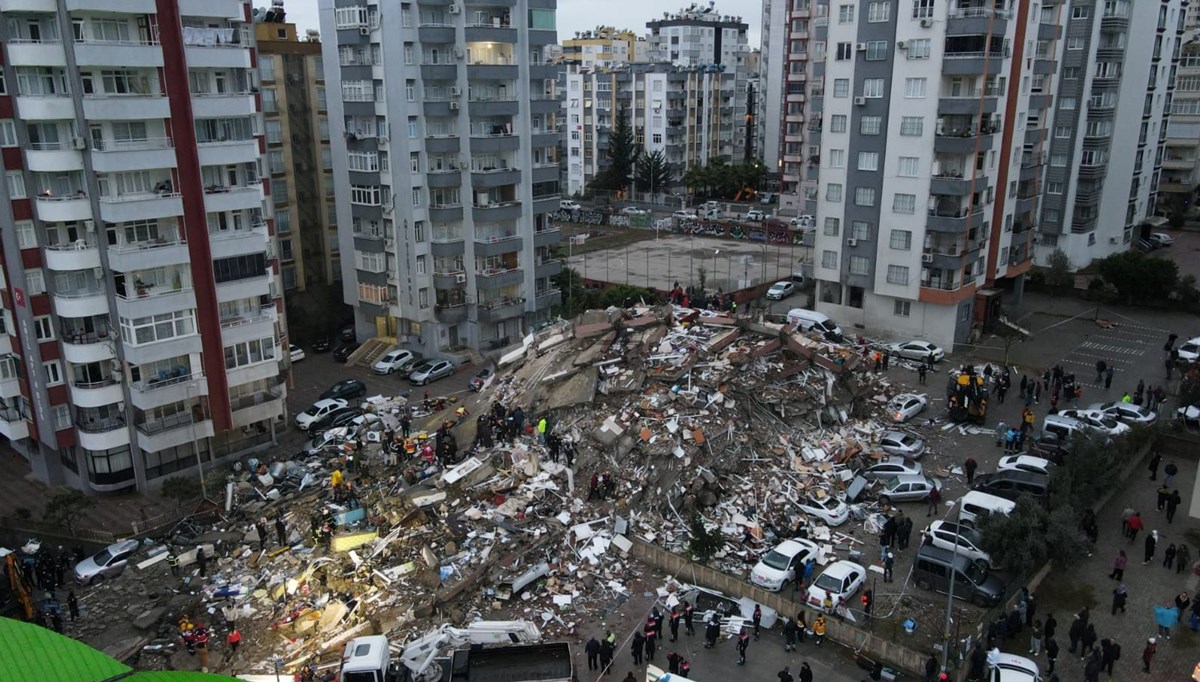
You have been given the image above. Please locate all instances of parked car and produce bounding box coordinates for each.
[289,344,306,362]
[1058,408,1132,437]
[295,398,349,430]
[672,210,698,220]
[988,653,1041,682]
[888,393,928,423]
[878,430,927,460]
[923,520,993,568]
[672,584,779,629]
[789,215,814,230]
[805,560,866,611]
[997,454,1054,477]
[878,475,942,504]
[408,359,456,385]
[884,340,945,362]
[971,470,1051,502]
[749,539,820,592]
[75,539,139,585]
[1150,232,1175,247]
[765,281,798,300]
[620,206,648,216]
[1179,336,1200,362]
[796,491,850,526]
[338,325,356,342]
[745,209,766,222]
[373,349,419,375]
[304,426,355,455]
[307,407,362,436]
[1180,404,1200,428]
[320,379,367,402]
[1087,401,1157,425]
[559,200,581,211]
[311,337,332,353]
[468,366,495,392]
[1027,431,1071,463]
[333,341,361,362]
[861,456,924,481]
[1136,238,1157,253]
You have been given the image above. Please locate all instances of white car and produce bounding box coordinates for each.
[750,539,820,591]
[924,520,993,568]
[805,560,866,611]
[289,344,305,362]
[796,491,850,526]
[766,281,798,300]
[789,215,814,230]
[997,454,1054,477]
[1058,408,1132,437]
[884,340,945,362]
[887,393,928,423]
[989,653,1040,682]
[1178,336,1200,362]
[1150,232,1175,247]
[861,456,924,481]
[373,348,418,375]
[879,430,927,460]
[672,210,699,220]
[745,209,765,222]
[1179,404,1200,427]
[620,206,648,216]
[559,200,581,211]
[1087,401,1158,425]
[295,398,349,431]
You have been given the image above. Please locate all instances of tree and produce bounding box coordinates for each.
[161,475,204,510]
[591,107,637,192]
[976,497,1050,576]
[1096,251,1179,304]
[1044,249,1073,292]
[551,267,658,319]
[42,488,96,535]
[687,513,723,564]
[634,150,672,196]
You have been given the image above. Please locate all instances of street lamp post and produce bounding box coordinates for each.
[940,513,962,675]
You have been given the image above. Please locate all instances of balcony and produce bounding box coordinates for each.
[70,376,124,408]
[61,329,116,365]
[946,6,1012,34]
[210,225,268,260]
[191,92,256,119]
[1159,182,1193,194]
[474,232,522,258]
[107,232,189,272]
[74,39,163,68]
[76,413,129,454]
[934,129,998,154]
[533,226,560,249]
[136,411,215,453]
[183,30,252,69]
[215,272,271,302]
[178,0,244,18]
[434,303,469,323]
[534,289,562,308]
[2,0,56,11]
[82,93,171,121]
[25,143,84,173]
[475,266,524,288]
[129,372,207,410]
[930,172,974,196]
[938,94,999,116]
[231,390,284,428]
[198,137,258,167]
[98,191,184,223]
[219,306,276,330]
[15,94,75,121]
[471,167,522,188]
[927,205,986,232]
[43,237,101,271]
[5,41,67,68]
[36,193,92,223]
[477,297,525,322]
[203,184,264,213]
[535,258,562,278]
[115,278,195,316]
[90,137,176,173]
[1163,155,1195,170]
[53,288,110,318]
[67,0,156,10]
[472,200,522,221]
[0,406,29,442]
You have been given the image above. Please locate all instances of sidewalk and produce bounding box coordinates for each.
[0,450,174,541]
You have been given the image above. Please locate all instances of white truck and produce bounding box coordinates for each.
[340,620,570,682]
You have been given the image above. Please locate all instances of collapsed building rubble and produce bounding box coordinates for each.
[54,305,960,677]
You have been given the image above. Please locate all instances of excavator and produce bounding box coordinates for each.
[340,620,570,682]
[5,554,34,621]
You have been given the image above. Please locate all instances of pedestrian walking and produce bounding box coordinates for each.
[1095,360,1106,383]
[683,601,694,636]
[882,352,890,371]
[586,637,600,671]
[1109,550,1126,580]
[67,591,79,622]
[1068,614,1084,654]
[622,673,637,682]
[1142,637,1157,672]
[918,364,927,385]
[254,519,268,551]
[1144,530,1158,564]
[752,604,762,640]
[669,606,681,642]
[167,553,179,577]
[884,552,895,582]
[1104,366,1114,388]
[813,615,827,645]
[994,420,1007,447]
[799,661,814,682]
[1154,603,1179,640]
[924,655,938,682]
[965,457,978,485]
[1045,637,1059,674]
[1157,483,1171,511]
[679,659,691,678]
[631,631,644,665]
[644,617,658,661]
[1176,591,1192,620]
[1112,584,1128,615]
[226,628,241,656]
[1126,511,1144,541]
[1177,544,1192,574]
[1165,461,1179,487]
[783,617,798,652]
[736,628,750,665]
[666,651,683,675]
[704,615,719,649]
[1148,453,1162,480]
[1080,623,1097,657]
[1029,619,1043,655]
[778,666,794,682]
[927,485,941,517]
[1164,543,1178,569]
[599,638,614,675]
[898,516,913,550]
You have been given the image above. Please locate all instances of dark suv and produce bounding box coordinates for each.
[971,470,1050,502]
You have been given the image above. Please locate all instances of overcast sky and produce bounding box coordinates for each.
[281,0,762,51]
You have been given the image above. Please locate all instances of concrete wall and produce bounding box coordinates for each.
[627,537,928,676]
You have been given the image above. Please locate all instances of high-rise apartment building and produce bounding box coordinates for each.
[759,0,819,215]
[564,63,741,196]
[256,6,338,296]
[561,27,648,67]
[0,0,287,493]
[1034,0,1183,267]
[319,0,562,353]
[1159,3,1199,219]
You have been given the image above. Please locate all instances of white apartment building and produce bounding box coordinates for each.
[319,0,562,354]
[1159,4,1200,219]
[0,0,287,493]
[759,0,820,215]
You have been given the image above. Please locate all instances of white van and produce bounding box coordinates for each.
[786,308,843,341]
[958,490,1016,527]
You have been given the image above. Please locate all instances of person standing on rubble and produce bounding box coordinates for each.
[537,416,548,444]
[588,473,601,501]
[512,406,526,435]
[736,627,751,665]
[631,629,645,665]
[669,606,681,642]
[275,516,287,548]
[899,516,914,551]
[585,636,600,671]
[196,547,207,577]
[255,519,268,551]
[884,552,895,582]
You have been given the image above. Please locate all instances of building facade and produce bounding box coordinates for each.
[563,62,740,196]
[1159,3,1199,218]
[256,10,338,295]
[812,0,1038,349]
[0,0,287,493]
[1034,0,1184,267]
[561,27,647,67]
[759,0,820,215]
[319,0,562,354]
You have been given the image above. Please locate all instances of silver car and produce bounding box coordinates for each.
[407,359,456,385]
[861,457,924,481]
[878,474,942,504]
[75,539,139,585]
[879,430,927,460]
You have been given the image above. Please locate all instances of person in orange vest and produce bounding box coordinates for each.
[813,614,827,645]
[226,628,241,655]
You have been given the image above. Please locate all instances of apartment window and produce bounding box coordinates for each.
[1071,6,1089,18]
[0,120,15,147]
[223,337,277,370]
[1060,97,1076,110]
[1067,37,1085,50]
[1047,182,1064,194]
[851,221,871,241]
[1062,67,1080,80]
[0,71,6,95]
[823,217,841,236]
[827,149,845,168]
[893,193,916,213]
[43,361,63,386]
[830,115,847,133]
[265,120,282,144]
[351,185,382,205]
[860,116,882,135]
[322,147,333,170]
[1043,208,1060,222]
[836,42,853,60]
[6,171,26,199]
[15,221,36,249]
[1050,154,1067,167]
[866,42,888,61]
[863,79,885,98]
[849,256,870,275]
[25,269,45,295]
[854,187,877,206]
[412,188,422,206]
[904,78,927,98]
[912,0,934,19]
[886,265,910,285]
[268,150,284,174]
[897,156,920,177]
[821,250,838,269]
[890,230,912,250]
[212,254,267,283]
[838,4,855,23]
[1054,126,1071,138]
[826,183,843,202]
[899,117,923,136]
[908,38,931,59]
[894,300,912,317]
[833,79,850,98]
[868,2,891,22]
[857,152,879,171]
[318,117,329,140]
